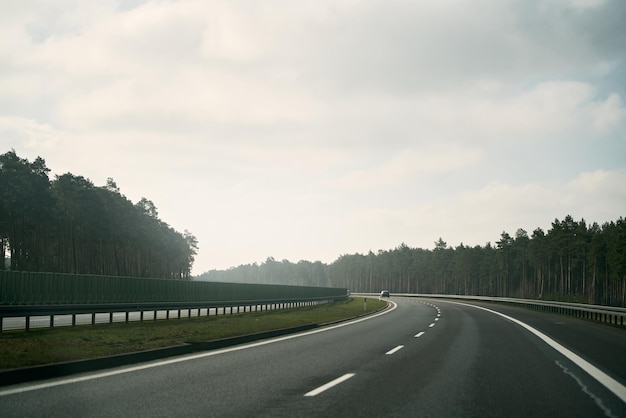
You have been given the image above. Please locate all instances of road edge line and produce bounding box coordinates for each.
[450,301,626,404]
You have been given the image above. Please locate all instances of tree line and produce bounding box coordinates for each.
[201,257,332,288]
[197,215,626,307]
[0,150,197,279]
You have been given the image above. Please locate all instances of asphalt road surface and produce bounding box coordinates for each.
[1,297,625,417]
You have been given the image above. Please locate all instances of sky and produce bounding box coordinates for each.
[1,0,625,275]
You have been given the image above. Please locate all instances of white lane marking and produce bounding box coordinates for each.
[435,318,439,321]
[415,332,425,338]
[0,303,398,397]
[304,373,355,397]
[385,345,404,355]
[451,301,626,404]
[429,323,435,328]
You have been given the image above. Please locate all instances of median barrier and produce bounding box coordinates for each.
[0,296,347,332]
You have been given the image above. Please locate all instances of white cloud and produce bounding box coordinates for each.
[334,146,482,191]
[1,0,625,273]
[590,93,626,134]
[0,116,63,151]
[338,167,626,255]
[564,169,626,218]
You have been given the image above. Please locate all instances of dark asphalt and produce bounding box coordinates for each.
[1,297,624,417]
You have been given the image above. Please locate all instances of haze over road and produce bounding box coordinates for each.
[1,297,625,417]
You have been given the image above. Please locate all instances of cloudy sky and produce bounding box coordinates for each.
[2,0,625,274]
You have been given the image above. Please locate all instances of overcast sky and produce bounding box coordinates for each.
[2,0,625,274]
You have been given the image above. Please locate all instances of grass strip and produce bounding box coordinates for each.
[0,297,386,370]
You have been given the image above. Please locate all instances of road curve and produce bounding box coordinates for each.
[1,297,625,417]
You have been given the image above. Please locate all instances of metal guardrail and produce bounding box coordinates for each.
[358,293,626,327]
[0,295,348,332]
[416,294,626,326]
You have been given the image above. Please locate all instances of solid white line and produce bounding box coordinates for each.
[415,332,425,338]
[385,345,404,355]
[0,302,398,397]
[304,373,355,397]
[451,301,626,404]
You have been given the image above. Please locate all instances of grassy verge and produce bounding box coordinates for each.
[0,297,386,371]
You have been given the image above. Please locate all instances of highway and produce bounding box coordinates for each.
[1,297,625,417]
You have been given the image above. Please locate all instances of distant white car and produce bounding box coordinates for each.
[379,290,390,299]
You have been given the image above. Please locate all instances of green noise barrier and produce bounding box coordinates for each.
[0,270,347,305]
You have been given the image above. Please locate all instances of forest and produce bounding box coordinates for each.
[0,150,197,279]
[198,215,626,307]
[3,149,625,306]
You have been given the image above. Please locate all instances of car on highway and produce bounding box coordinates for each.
[379,290,390,298]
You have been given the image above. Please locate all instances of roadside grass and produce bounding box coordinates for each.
[0,297,386,371]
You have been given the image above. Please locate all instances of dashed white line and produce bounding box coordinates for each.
[385,345,405,355]
[429,323,435,328]
[415,332,425,338]
[304,373,355,397]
